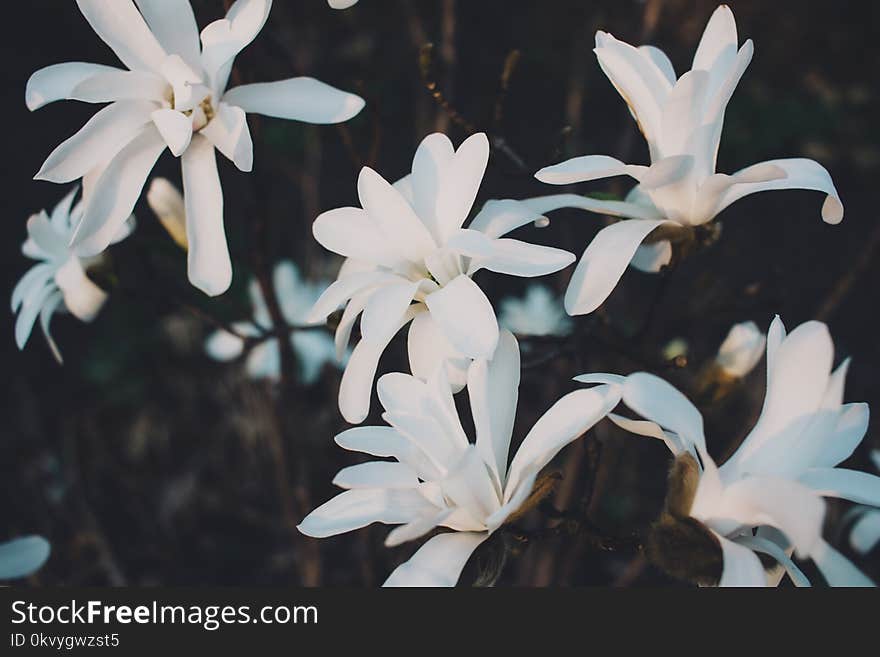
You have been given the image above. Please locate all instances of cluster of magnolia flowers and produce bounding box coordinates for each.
[8,2,878,587]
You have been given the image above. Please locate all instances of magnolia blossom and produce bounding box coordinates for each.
[498,285,572,337]
[298,331,620,586]
[307,132,575,423]
[0,536,50,580]
[28,0,365,296]
[12,188,134,362]
[578,317,877,586]
[515,5,843,315]
[715,320,766,378]
[205,261,339,384]
[847,451,880,555]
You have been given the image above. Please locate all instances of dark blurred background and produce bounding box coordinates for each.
[1,0,878,586]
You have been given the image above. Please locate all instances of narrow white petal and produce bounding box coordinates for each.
[607,413,685,456]
[333,462,421,489]
[26,62,122,110]
[424,275,498,359]
[182,134,231,296]
[385,510,453,548]
[622,372,706,452]
[223,77,364,124]
[204,328,246,362]
[564,219,669,316]
[410,133,455,241]
[435,133,489,241]
[15,283,56,350]
[133,0,201,71]
[75,0,168,72]
[297,488,435,539]
[811,539,875,587]
[71,70,168,104]
[0,537,51,580]
[383,531,487,587]
[146,178,188,247]
[734,535,810,587]
[35,100,156,183]
[54,257,107,321]
[360,281,419,346]
[716,533,766,587]
[799,468,880,507]
[25,212,67,260]
[200,0,272,92]
[638,45,676,85]
[536,154,637,185]
[11,264,55,314]
[692,5,739,72]
[313,206,410,268]
[200,102,253,171]
[406,311,470,391]
[151,108,193,156]
[850,510,880,555]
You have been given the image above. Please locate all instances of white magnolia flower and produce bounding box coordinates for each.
[847,451,880,555]
[498,284,572,337]
[298,331,620,586]
[308,132,575,423]
[146,177,188,248]
[12,188,134,362]
[205,261,339,384]
[578,317,877,586]
[715,320,766,378]
[515,5,843,315]
[0,536,50,580]
[28,0,365,297]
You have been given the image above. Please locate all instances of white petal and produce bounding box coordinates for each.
[151,108,192,156]
[223,77,364,124]
[180,135,231,296]
[204,328,246,361]
[39,291,66,364]
[54,257,107,322]
[716,320,766,378]
[25,212,67,260]
[716,533,766,587]
[811,539,875,587]
[715,159,844,225]
[564,219,669,316]
[638,45,676,85]
[26,62,122,110]
[199,0,272,92]
[0,537,51,580]
[313,206,410,268]
[297,488,435,538]
[35,100,156,183]
[735,535,811,587]
[146,177,188,247]
[333,462,421,489]
[360,281,420,346]
[15,282,57,350]
[424,275,498,359]
[440,446,500,521]
[75,0,168,72]
[71,126,166,256]
[469,330,519,485]
[358,167,436,261]
[607,413,685,456]
[133,0,201,71]
[407,311,470,391]
[799,468,880,507]
[573,373,627,386]
[506,384,621,501]
[535,154,639,185]
[692,5,738,72]
[339,307,419,423]
[658,70,710,157]
[850,510,880,555]
[435,133,489,241]
[410,133,455,241]
[200,102,254,171]
[621,372,706,452]
[70,70,168,103]
[630,240,672,272]
[383,531,487,587]
[385,510,453,548]
[307,272,400,323]
[11,264,55,314]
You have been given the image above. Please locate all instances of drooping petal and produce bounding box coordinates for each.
[505,384,621,501]
[297,488,436,539]
[151,108,192,156]
[359,280,420,347]
[75,0,168,72]
[799,468,880,507]
[621,372,706,452]
[223,77,364,124]
[607,413,686,456]
[469,330,520,486]
[71,126,166,256]
[0,536,51,580]
[811,539,875,587]
[715,158,844,225]
[26,62,123,110]
[424,275,499,359]
[54,257,107,322]
[716,533,766,587]
[181,135,231,296]
[15,282,57,350]
[383,531,487,587]
[735,535,810,587]
[564,219,670,316]
[199,102,253,172]
[133,0,201,71]
[11,264,55,314]
[35,100,156,183]
[307,272,400,324]
[535,154,641,186]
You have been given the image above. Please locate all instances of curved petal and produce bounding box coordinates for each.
[39,291,65,364]
[716,533,766,587]
[535,154,640,185]
[410,133,455,241]
[223,77,364,124]
[798,468,880,507]
[181,135,230,296]
[469,330,520,486]
[26,62,122,110]
[564,219,670,316]
[75,0,168,72]
[407,310,469,391]
[200,102,253,172]
[435,133,489,241]
[35,100,156,183]
[134,0,201,71]
[383,531,487,587]
[147,177,188,247]
[0,536,51,580]
[297,488,436,539]
[715,159,844,225]
[313,207,409,269]
[70,70,168,104]
[25,212,67,260]
[638,45,675,85]
[630,240,672,272]
[15,282,57,350]
[151,108,192,156]
[54,257,107,322]
[505,384,621,501]
[360,280,420,347]
[200,0,272,93]
[11,264,55,314]
[734,535,810,586]
[333,462,421,489]
[850,510,880,555]
[621,372,706,452]
[71,126,166,256]
[607,413,686,456]
[424,275,498,359]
